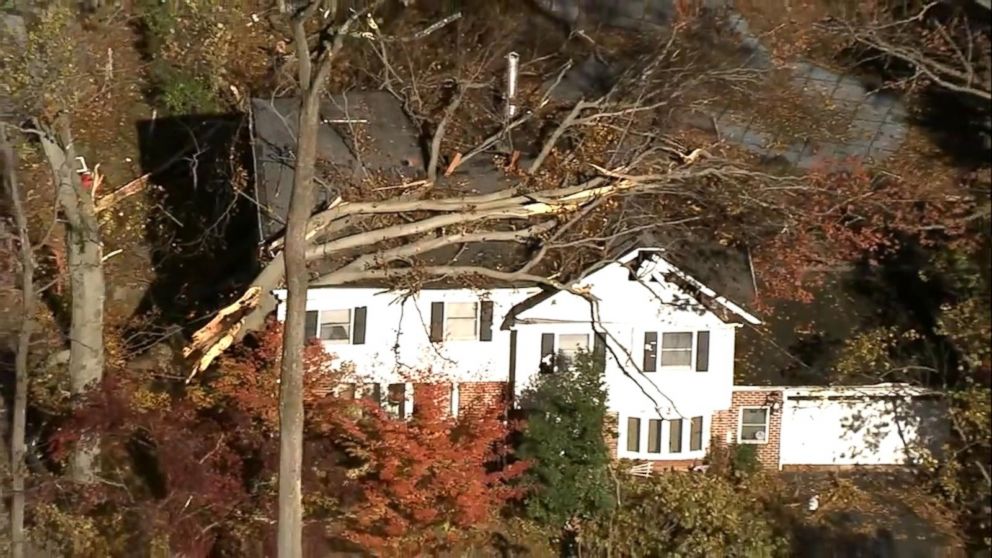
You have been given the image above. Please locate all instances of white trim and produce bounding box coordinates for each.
[450,383,460,418]
[738,406,770,444]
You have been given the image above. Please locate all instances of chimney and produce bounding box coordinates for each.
[505,51,520,120]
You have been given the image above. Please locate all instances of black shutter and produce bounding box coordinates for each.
[352,306,367,344]
[593,331,607,370]
[540,333,555,374]
[695,331,710,372]
[429,302,444,342]
[479,300,494,342]
[305,310,318,340]
[643,331,658,372]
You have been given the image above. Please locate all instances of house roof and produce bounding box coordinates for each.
[249,93,423,242]
[500,244,761,328]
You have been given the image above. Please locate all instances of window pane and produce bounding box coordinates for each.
[660,349,692,367]
[447,317,477,340]
[320,309,351,342]
[447,302,477,318]
[626,417,641,452]
[662,332,693,349]
[690,416,703,451]
[647,419,662,453]
[387,383,406,419]
[320,324,350,341]
[668,419,683,453]
[321,309,350,324]
[559,334,589,353]
[741,408,768,425]
[741,425,767,441]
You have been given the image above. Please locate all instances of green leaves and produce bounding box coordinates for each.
[516,351,615,526]
[579,473,787,558]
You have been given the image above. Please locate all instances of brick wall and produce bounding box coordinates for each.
[457,381,509,416]
[413,382,452,415]
[710,389,784,470]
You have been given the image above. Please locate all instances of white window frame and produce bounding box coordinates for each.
[319,309,352,344]
[445,301,480,341]
[659,331,695,369]
[738,406,770,444]
[617,414,709,460]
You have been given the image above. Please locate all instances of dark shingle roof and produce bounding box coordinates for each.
[249,93,423,242]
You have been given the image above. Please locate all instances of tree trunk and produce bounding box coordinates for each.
[277,90,322,558]
[37,122,105,483]
[3,126,32,558]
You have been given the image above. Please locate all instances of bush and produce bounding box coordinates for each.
[579,473,788,558]
[731,443,761,478]
[516,351,614,526]
[150,62,219,114]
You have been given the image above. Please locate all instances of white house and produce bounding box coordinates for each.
[274,246,945,470]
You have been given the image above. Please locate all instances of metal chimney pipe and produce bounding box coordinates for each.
[505,51,520,119]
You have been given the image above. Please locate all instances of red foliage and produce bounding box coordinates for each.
[330,384,527,554]
[45,320,524,555]
[749,161,977,305]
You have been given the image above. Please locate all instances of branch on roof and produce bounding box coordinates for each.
[332,221,556,276]
[428,80,489,184]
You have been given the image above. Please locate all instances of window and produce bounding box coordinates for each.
[386,383,408,419]
[668,419,683,453]
[739,407,770,443]
[558,333,589,368]
[660,332,693,367]
[647,419,662,454]
[626,417,641,452]
[622,415,707,457]
[319,309,351,343]
[446,302,478,341]
[690,416,704,451]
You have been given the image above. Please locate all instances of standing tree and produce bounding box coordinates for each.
[277,3,375,555]
[2,125,33,558]
[2,4,106,483]
[516,351,614,526]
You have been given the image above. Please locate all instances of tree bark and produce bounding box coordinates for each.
[277,93,316,556]
[36,121,105,483]
[2,126,32,558]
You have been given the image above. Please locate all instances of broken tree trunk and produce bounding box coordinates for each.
[37,121,105,484]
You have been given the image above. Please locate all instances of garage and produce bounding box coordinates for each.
[778,387,945,468]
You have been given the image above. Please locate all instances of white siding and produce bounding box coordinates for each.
[276,286,538,384]
[779,393,946,467]
[511,261,738,419]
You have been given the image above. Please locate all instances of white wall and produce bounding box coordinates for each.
[276,286,538,384]
[779,393,947,467]
[275,252,747,436]
[511,261,739,419]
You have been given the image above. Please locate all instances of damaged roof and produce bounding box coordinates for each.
[249,93,423,242]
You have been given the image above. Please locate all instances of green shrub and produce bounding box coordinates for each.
[579,473,788,558]
[150,62,219,114]
[516,350,614,526]
[731,443,761,478]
